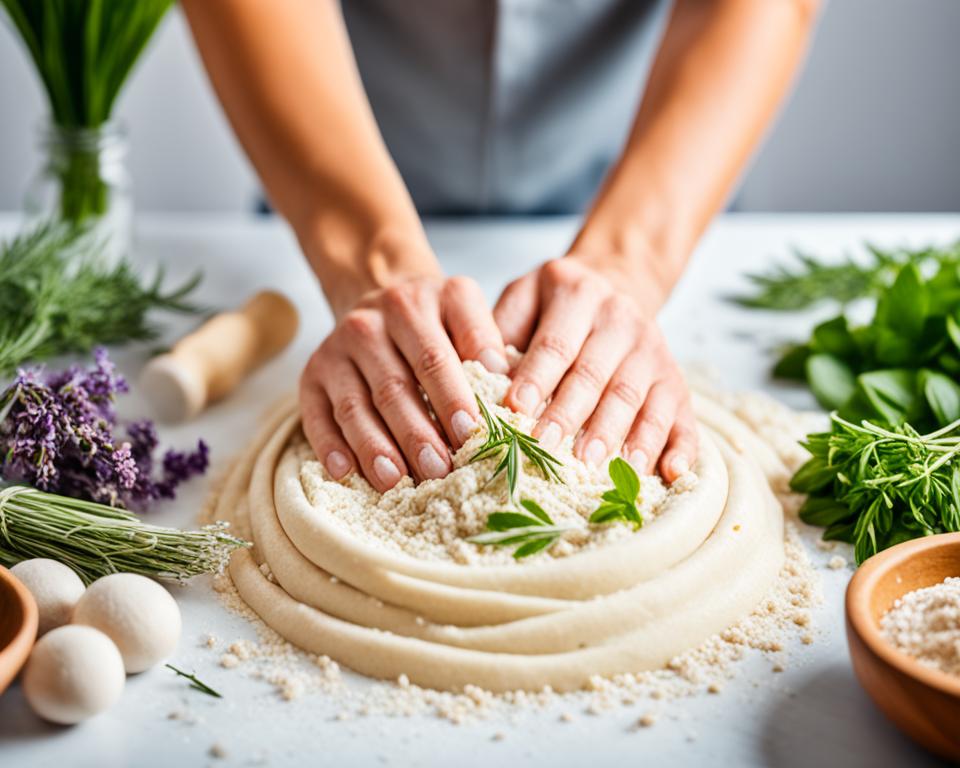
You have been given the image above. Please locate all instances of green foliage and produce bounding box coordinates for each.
[467,499,569,559]
[774,256,960,432]
[793,415,960,564]
[731,241,960,311]
[0,222,202,375]
[589,457,643,529]
[1,0,174,128]
[469,397,564,503]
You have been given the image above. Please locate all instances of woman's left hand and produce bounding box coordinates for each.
[493,257,697,482]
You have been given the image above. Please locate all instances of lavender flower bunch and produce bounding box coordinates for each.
[0,348,208,508]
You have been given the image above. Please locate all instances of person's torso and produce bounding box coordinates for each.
[342,0,672,215]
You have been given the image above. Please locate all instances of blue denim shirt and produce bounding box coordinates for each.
[342,0,672,215]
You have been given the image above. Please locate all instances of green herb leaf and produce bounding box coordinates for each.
[588,458,643,530]
[608,457,640,504]
[806,353,856,410]
[468,495,568,559]
[920,369,960,425]
[165,664,222,699]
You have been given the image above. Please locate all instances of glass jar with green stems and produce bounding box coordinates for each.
[1,0,174,257]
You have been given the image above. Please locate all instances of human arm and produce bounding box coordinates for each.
[182,0,508,489]
[496,0,821,480]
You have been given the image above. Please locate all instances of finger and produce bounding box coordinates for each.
[381,285,480,449]
[493,273,539,351]
[622,381,682,476]
[533,319,635,450]
[344,318,454,481]
[573,350,655,466]
[659,400,698,483]
[442,276,509,375]
[504,284,602,417]
[322,353,408,492]
[299,359,356,480]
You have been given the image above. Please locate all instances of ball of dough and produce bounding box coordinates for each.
[22,625,125,724]
[11,558,86,636]
[72,573,181,673]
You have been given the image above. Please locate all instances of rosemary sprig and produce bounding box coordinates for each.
[730,241,960,311]
[0,222,202,374]
[469,397,563,501]
[589,457,643,529]
[0,485,248,584]
[467,499,569,559]
[165,664,222,699]
[792,413,960,564]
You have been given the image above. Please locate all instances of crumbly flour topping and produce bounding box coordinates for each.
[299,360,696,565]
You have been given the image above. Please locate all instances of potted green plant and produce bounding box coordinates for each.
[1,0,174,257]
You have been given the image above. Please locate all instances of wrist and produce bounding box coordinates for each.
[298,207,441,318]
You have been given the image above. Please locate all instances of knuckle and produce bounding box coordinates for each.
[569,358,608,392]
[382,283,420,318]
[458,324,492,355]
[333,393,367,424]
[444,275,477,299]
[543,401,577,433]
[608,378,645,410]
[415,343,452,379]
[534,332,575,364]
[371,374,409,410]
[355,434,389,462]
[541,258,575,285]
[639,408,673,438]
[341,310,379,341]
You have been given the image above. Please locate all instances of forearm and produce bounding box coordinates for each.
[182,0,438,317]
[572,0,820,307]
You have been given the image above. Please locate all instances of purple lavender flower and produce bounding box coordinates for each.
[0,348,209,509]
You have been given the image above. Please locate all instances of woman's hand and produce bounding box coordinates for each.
[493,257,696,482]
[300,275,509,492]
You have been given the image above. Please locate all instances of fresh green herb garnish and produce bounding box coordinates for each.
[469,397,563,502]
[589,457,643,530]
[731,241,960,311]
[467,499,569,559]
[768,258,960,433]
[792,414,960,564]
[0,223,202,374]
[165,664,223,699]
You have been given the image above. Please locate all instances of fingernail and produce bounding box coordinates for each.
[451,410,478,444]
[514,383,540,415]
[418,444,449,479]
[670,455,690,477]
[627,449,649,474]
[325,450,351,479]
[584,438,607,467]
[373,455,401,487]
[478,348,509,375]
[537,421,562,450]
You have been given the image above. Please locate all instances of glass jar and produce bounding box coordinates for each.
[24,121,133,261]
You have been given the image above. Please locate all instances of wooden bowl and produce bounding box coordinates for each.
[846,532,960,761]
[0,565,38,695]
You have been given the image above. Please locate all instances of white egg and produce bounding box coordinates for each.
[72,573,181,673]
[11,558,86,636]
[22,625,125,725]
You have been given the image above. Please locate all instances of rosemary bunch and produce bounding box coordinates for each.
[0,222,201,374]
[731,241,960,311]
[0,485,247,584]
[469,397,563,502]
[792,414,960,564]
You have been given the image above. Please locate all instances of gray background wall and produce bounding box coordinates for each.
[0,1,958,215]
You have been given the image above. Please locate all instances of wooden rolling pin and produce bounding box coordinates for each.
[140,290,299,423]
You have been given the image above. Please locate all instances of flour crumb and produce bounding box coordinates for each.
[209,743,227,759]
[881,576,960,677]
[220,653,240,669]
[827,555,846,570]
[638,712,657,728]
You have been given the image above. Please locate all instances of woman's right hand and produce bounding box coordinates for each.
[300,275,510,492]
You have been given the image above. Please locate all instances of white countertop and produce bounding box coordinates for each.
[1,212,957,768]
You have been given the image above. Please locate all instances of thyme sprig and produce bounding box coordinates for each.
[467,499,569,559]
[469,397,563,502]
[165,664,222,699]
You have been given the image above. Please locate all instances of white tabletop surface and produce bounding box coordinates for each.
[0,212,957,768]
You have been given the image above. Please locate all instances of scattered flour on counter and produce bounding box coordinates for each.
[881,577,960,678]
[204,521,820,723]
